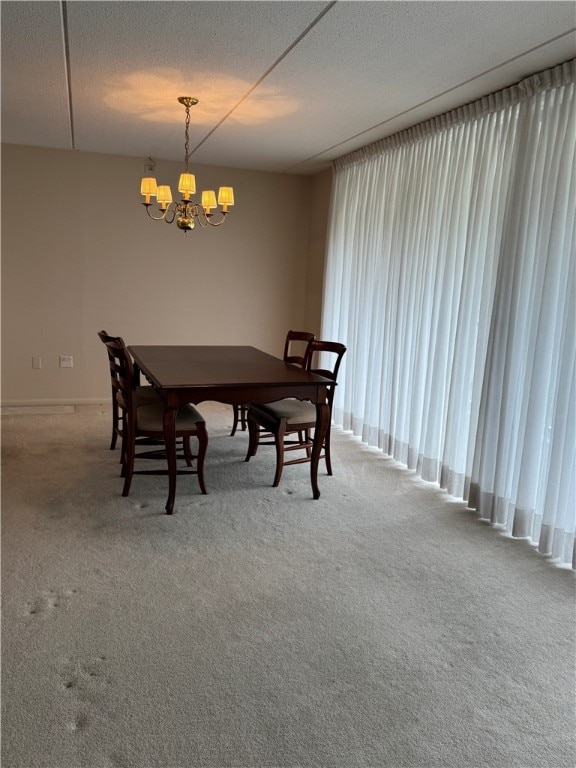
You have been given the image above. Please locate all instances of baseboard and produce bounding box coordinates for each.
[1,397,106,409]
[1,405,78,415]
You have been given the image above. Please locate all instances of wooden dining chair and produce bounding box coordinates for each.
[244,339,346,487]
[99,334,208,497]
[98,330,160,450]
[230,330,316,435]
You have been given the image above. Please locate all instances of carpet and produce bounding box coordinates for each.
[2,403,574,768]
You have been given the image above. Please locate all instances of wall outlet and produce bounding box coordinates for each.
[59,355,74,368]
[32,356,42,369]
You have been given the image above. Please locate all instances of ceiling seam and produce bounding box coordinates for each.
[60,0,76,150]
[190,0,337,156]
[283,27,576,174]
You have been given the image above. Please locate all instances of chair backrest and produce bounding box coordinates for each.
[97,330,136,414]
[98,330,129,364]
[283,330,316,368]
[306,339,347,408]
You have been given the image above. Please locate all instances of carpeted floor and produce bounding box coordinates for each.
[1,402,574,768]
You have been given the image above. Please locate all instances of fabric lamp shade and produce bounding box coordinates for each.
[217,187,234,206]
[156,185,173,208]
[178,173,196,198]
[202,190,217,211]
[140,176,157,204]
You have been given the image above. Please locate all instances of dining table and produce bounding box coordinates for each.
[128,345,333,513]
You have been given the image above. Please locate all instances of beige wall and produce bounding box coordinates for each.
[304,169,332,333]
[1,145,331,405]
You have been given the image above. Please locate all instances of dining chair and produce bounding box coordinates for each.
[244,339,346,487]
[98,330,160,450]
[99,334,208,497]
[230,330,316,436]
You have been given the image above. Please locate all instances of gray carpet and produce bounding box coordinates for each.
[1,403,574,768]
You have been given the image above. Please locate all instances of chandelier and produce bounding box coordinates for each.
[140,97,234,232]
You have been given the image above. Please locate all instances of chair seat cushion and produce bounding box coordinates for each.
[136,403,205,432]
[117,386,162,411]
[252,398,316,426]
[135,385,162,406]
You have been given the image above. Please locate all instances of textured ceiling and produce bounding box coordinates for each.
[1,1,575,175]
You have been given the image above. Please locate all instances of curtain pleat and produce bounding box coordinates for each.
[322,60,576,567]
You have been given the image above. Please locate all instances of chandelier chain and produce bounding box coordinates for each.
[184,104,190,173]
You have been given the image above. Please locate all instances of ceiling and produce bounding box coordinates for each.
[2,1,575,175]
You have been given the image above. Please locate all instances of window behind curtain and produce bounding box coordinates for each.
[322,60,575,568]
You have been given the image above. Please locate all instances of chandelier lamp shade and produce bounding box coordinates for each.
[140,97,234,233]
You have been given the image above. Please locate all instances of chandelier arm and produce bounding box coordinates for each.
[205,212,229,227]
[192,209,210,227]
[144,205,169,222]
[164,204,178,224]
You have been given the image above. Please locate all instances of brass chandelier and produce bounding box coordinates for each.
[140,97,234,232]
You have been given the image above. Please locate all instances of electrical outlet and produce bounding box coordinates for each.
[59,355,74,368]
[32,356,42,369]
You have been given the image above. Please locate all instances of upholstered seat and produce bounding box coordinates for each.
[136,402,205,433]
[253,398,317,424]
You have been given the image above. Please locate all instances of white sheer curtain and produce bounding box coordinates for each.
[322,60,575,567]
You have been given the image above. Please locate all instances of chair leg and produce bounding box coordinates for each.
[196,425,208,495]
[110,423,118,450]
[245,415,260,461]
[230,405,239,436]
[121,419,136,497]
[324,424,333,475]
[272,420,287,487]
[183,435,193,466]
[110,395,119,450]
[240,404,247,431]
[304,428,312,459]
[231,404,248,436]
[120,413,128,477]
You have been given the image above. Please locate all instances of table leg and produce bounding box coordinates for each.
[163,404,178,514]
[311,402,330,499]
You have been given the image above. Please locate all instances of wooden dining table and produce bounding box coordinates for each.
[128,345,333,513]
